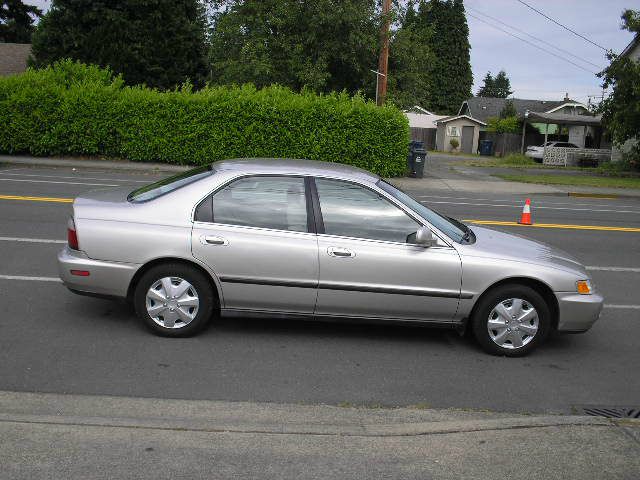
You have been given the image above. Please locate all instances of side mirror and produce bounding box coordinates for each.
[410,227,436,247]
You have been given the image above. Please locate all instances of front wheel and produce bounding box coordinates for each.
[134,263,215,337]
[471,285,551,356]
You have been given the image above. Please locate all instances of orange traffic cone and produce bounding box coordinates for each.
[518,198,532,225]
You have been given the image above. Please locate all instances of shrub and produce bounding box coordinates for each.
[0,60,410,177]
[449,138,459,150]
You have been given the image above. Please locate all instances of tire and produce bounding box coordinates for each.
[134,263,216,337]
[471,284,550,357]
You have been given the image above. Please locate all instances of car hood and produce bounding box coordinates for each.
[461,225,587,275]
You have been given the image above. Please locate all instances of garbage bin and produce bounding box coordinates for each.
[479,140,493,156]
[408,141,427,178]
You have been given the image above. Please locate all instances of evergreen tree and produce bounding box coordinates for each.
[390,0,472,113]
[493,70,513,98]
[209,0,378,95]
[477,70,512,98]
[0,0,41,43]
[31,0,209,89]
[424,0,472,114]
[476,72,494,97]
[387,0,432,108]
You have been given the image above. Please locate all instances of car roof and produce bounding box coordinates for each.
[211,158,380,183]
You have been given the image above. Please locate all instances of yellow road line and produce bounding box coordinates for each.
[464,219,640,233]
[0,194,73,203]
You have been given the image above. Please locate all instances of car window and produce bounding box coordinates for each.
[377,180,468,243]
[212,176,308,232]
[128,165,214,202]
[315,178,420,243]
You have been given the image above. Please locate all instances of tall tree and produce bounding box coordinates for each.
[598,9,640,167]
[31,0,209,89]
[0,0,41,43]
[387,0,432,108]
[209,0,378,95]
[390,0,472,113]
[424,0,472,114]
[477,70,512,98]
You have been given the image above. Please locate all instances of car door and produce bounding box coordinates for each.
[191,175,319,314]
[312,177,462,321]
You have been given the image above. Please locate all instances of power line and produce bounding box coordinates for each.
[515,0,608,52]
[466,5,604,70]
[467,12,599,75]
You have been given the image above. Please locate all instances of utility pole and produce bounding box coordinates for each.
[376,0,392,106]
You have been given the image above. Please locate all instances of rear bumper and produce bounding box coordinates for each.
[555,292,604,332]
[57,247,140,298]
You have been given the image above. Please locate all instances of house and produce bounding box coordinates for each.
[0,43,32,77]
[457,95,604,153]
[611,33,639,162]
[404,106,448,150]
[435,115,486,154]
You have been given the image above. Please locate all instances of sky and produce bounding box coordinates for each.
[24,0,637,104]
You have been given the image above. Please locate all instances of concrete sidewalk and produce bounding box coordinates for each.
[1,391,638,479]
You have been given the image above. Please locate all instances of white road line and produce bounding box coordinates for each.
[604,304,640,310]
[421,200,640,215]
[0,236,66,244]
[415,194,640,209]
[586,266,640,273]
[0,172,150,183]
[0,178,120,187]
[0,275,61,282]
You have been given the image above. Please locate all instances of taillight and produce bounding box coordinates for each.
[67,217,79,250]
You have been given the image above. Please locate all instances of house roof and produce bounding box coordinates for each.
[526,111,602,126]
[404,105,436,115]
[620,34,639,59]
[436,114,486,126]
[458,97,584,122]
[0,43,31,77]
[405,112,449,129]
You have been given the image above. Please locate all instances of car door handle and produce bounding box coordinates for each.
[201,235,228,246]
[327,247,355,258]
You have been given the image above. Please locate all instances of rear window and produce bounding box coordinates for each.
[128,165,214,202]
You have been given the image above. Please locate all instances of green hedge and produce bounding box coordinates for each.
[0,60,409,177]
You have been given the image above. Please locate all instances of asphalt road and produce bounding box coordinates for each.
[0,163,639,414]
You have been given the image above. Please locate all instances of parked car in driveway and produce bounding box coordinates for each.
[58,159,603,356]
[525,141,579,162]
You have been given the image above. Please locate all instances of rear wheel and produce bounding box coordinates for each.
[471,284,550,356]
[134,263,215,337]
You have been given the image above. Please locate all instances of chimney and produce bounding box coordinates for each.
[564,92,570,101]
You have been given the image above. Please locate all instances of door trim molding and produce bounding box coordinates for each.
[219,275,472,299]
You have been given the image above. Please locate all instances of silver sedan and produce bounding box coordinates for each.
[58,159,603,356]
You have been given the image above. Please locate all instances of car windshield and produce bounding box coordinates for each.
[128,165,214,202]
[377,180,470,243]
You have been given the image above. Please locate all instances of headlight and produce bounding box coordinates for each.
[576,280,593,295]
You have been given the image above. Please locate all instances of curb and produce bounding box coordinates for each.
[0,155,191,173]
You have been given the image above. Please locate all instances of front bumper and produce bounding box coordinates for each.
[555,292,604,332]
[57,247,140,298]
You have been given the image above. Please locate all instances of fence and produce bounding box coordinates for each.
[543,147,612,166]
[410,127,437,150]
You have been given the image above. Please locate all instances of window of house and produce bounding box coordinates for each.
[447,126,460,137]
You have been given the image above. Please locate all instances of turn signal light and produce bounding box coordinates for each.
[576,280,592,295]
